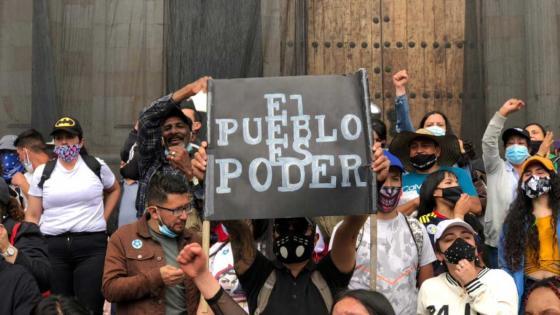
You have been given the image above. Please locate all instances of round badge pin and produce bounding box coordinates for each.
[132,239,143,249]
[427,224,437,235]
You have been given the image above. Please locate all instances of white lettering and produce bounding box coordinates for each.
[215,159,242,193]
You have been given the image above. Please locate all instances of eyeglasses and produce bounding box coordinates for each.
[155,204,194,217]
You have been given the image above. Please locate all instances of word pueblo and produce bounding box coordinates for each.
[214,93,367,194]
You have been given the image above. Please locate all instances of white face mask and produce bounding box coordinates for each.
[426,125,446,136]
[23,149,34,173]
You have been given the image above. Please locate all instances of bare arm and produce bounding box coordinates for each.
[330,215,369,273]
[396,198,420,216]
[417,263,433,287]
[103,181,121,221]
[25,196,42,224]
[221,220,256,276]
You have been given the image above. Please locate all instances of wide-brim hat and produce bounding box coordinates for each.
[388,128,461,172]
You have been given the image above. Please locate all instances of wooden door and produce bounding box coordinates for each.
[307,0,466,137]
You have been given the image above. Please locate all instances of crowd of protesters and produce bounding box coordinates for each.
[1,72,560,315]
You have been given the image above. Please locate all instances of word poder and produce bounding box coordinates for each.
[215,93,366,193]
[205,71,374,220]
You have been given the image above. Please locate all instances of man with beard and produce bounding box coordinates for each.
[135,76,210,217]
[103,172,202,314]
[330,151,435,314]
[191,142,390,315]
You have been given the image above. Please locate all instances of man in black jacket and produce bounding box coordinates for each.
[0,178,51,291]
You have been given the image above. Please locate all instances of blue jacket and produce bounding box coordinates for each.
[499,219,560,307]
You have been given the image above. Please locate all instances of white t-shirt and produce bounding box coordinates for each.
[417,268,518,314]
[28,156,115,235]
[330,214,436,315]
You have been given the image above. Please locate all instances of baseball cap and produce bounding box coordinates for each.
[501,127,530,145]
[50,116,83,137]
[520,155,555,174]
[0,135,17,151]
[0,178,10,205]
[383,150,404,173]
[165,105,193,129]
[434,219,476,243]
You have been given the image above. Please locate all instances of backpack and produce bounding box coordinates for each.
[38,155,102,189]
[403,216,424,266]
[255,270,333,315]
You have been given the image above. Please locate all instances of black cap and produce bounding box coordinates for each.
[50,116,83,137]
[164,105,193,129]
[501,127,531,145]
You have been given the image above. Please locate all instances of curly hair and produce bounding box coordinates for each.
[503,171,560,271]
[0,197,25,222]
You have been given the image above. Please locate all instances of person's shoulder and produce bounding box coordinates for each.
[418,212,435,224]
[442,166,468,176]
[419,273,447,291]
[112,221,140,239]
[482,268,514,282]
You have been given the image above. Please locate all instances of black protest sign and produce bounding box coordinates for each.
[204,70,375,220]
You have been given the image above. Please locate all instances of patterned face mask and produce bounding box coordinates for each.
[377,186,402,213]
[54,144,81,163]
[521,175,552,199]
[444,237,476,265]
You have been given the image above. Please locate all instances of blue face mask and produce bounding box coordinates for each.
[505,144,529,165]
[426,125,446,136]
[157,211,179,238]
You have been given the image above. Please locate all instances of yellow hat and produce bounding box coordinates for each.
[520,156,555,174]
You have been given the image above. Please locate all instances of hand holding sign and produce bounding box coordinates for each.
[192,141,208,181]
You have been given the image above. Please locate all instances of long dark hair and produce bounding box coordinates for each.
[332,289,395,315]
[503,171,560,271]
[419,111,455,136]
[417,170,452,218]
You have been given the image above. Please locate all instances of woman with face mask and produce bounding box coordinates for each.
[417,219,518,314]
[25,116,121,315]
[417,171,485,250]
[500,156,560,309]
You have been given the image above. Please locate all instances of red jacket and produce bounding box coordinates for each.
[102,214,200,315]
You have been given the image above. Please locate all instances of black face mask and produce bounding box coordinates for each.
[444,237,476,264]
[410,154,437,170]
[441,186,463,205]
[273,231,315,264]
[530,140,543,156]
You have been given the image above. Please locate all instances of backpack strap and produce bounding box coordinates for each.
[255,270,277,315]
[310,271,333,311]
[404,216,424,267]
[81,154,102,183]
[38,160,57,189]
[9,222,21,245]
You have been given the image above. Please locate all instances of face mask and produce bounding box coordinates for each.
[440,186,463,205]
[410,154,438,171]
[505,144,529,165]
[54,144,81,163]
[1,152,25,184]
[521,175,552,199]
[426,126,446,136]
[444,237,476,265]
[157,210,179,238]
[530,141,543,156]
[377,186,402,213]
[22,149,34,173]
[273,230,315,264]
